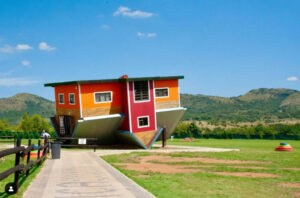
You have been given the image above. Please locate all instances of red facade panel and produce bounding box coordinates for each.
[128,80,156,133]
[120,82,130,131]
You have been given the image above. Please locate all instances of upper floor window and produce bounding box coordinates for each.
[69,93,75,105]
[94,92,112,103]
[138,116,149,128]
[134,81,149,102]
[155,88,169,98]
[58,94,64,104]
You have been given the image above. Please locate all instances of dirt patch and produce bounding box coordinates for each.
[181,137,195,142]
[281,168,300,171]
[279,183,300,189]
[229,166,268,170]
[214,172,280,178]
[134,174,152,178]
[114,163,203,174]
[139,155,271,165]
[293,192,300,198]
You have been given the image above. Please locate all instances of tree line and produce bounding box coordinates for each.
[174,122,300,140]
[0,113,54,133]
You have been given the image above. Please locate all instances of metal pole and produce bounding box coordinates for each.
[14,139,21,192]
[26,139,31,177]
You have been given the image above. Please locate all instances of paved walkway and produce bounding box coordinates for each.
[23,150,155,198]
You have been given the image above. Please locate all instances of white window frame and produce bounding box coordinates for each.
[133,80,150,103]
[137,116,150,128]
[58,93,64,104]
[154,87,169,98]
[94,91,113,104]
[69,93,75,105]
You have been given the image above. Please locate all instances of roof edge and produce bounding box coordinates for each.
[44,75,184,87]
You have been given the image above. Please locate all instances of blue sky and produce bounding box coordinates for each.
[0,0,299,100]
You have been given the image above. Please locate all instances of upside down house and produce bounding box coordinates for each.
[44,75,186,149]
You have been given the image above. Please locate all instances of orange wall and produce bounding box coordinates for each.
[80,82,122,109]
[55,85,80,109]
[154,79,179,102]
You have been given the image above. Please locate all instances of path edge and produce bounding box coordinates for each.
[90,152,156,198]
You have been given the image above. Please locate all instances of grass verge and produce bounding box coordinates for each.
[103,139,300,198]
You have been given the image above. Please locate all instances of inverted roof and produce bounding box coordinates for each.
[44,76,184,87]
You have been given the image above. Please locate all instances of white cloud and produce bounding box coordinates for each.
[137,32,157,38]
[0,70,15,77]
[113,6,154,18]
[21,60,30,66]
[101,24,110,30]
[16,44,33,51]
[0,44,32,53]
[286,76,298,81]
[0,45,14,53]
[39,42,56,51]
[0,77,38,86]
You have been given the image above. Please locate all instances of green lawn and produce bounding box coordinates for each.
[103,139,300,198]
[0,139,46,197]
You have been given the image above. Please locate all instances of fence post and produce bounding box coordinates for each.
[26,139,31,177]
[43,137,48,158]
[162,128,167,148]
[37,140,41,163]
[14,139,21,192]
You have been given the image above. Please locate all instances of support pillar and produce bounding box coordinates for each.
[162,128,167,148]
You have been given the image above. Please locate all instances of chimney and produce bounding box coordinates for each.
[120,75,128,79]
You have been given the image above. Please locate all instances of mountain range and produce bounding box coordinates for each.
[0,88,299,124]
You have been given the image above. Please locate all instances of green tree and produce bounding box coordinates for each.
[19,113,32,132]
[0,120,9,131]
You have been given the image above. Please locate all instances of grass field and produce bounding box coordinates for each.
[0,139,45,198]
[103,139,300,198]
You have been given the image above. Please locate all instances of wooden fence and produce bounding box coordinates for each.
[0,138,49,195]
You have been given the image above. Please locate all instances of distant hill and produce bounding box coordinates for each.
[0,93,55,124]
[181,88,300,122]
[1,88,300,125]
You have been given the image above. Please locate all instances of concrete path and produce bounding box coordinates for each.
[95,145,239,156]
[23,150,155,198]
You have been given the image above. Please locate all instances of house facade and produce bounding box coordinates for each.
[45,75,186,149]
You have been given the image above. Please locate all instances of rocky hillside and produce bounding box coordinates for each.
[0,93,55,124]
[181,88,300,122]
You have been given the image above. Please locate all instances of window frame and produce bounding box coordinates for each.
[137,116,150,128]
[69,93,75,105]
[155,87,169,98]
[58,93,64,104]
[133,80,150,103]
[94,91,113,104]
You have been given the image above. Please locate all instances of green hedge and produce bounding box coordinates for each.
[0,131,57,139]
[173,122,300,140]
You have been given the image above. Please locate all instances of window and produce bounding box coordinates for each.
[58,94,64,104]
[94,92,112,103]
[69,93,75,104]
[155,88,169,98]
[134,81,149,102]
[138,116,149,128]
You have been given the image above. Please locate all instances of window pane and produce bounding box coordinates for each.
[95,92,112,103]
[134,81,149,101]
[155,88,168,97]
[69,94,75,104]
[138,117,149,127]
[59,94,64,103]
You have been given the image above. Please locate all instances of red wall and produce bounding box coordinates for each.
[128,80,156,133]
[120,82,130,131]
[54,85,80,109]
